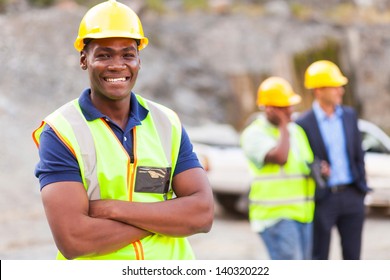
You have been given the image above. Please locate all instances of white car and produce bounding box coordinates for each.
[188,119,390,216]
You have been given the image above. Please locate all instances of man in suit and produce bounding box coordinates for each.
[296,60,371,260]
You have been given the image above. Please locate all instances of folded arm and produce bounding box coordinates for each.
[89,167,214,237]
[41,181,151,260]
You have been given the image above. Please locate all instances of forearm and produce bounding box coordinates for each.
[265,124,290,165]
[51,213,151,259]
[89,168,214,237]
[41,182,151,260]
[89,194,213,237]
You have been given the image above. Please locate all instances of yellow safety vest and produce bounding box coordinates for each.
[33,95,195,260]
[242,118,315,224]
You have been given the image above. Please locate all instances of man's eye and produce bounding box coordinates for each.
[97,53,110,58]
[124,53,136,58]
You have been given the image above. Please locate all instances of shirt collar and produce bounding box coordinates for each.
[312,101,343,121]
[78,88,149,127]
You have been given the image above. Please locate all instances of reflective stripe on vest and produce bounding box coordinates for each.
[33,96,194,260]
[244,120,315,223]
[250,171,313,204]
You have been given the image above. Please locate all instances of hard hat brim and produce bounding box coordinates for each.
[74,33,148,52]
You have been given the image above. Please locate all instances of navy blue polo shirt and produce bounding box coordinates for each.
[34,89,202,190]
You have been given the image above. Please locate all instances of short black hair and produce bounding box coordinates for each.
[82,38,93,52]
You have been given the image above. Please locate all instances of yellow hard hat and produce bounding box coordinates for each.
[304,60,348,89]
[257,77,302,107]
[74,0,149,52]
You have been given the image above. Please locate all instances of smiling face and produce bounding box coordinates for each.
[80,37,141,102]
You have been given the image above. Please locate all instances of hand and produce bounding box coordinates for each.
[89,199,115,219]
[320,160,331,178]
[266,106,291,127]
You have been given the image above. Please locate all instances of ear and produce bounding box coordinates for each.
[80,51,87,70]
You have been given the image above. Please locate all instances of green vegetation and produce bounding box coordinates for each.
[2,0,390,24]
[183,0,208,12]
[28,0,56,7]
[0,0,7,13]
[145,0,166,14]
[74,0,101,7]
[290,2,312,20]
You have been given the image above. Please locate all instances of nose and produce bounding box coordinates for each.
[108,63,126,71]
[107,56,126,71]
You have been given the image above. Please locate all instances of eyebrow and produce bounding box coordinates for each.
[95,46,138,53]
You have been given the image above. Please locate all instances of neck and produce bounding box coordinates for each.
[318,102,336,117]
[91,95,131,130]
[109,111,130,131]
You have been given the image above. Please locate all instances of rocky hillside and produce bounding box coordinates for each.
[2,0,390,258]
[1,0,390,195]
[2,1,390,129]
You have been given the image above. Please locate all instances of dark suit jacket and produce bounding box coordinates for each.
[296,106,370,201]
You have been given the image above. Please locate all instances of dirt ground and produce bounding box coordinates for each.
[190,204,390,260]
[1,195,390,260]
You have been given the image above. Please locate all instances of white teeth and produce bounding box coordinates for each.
[106,77,126,82]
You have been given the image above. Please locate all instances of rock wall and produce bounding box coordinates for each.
[2,0,390,260]
[1,1,390,132]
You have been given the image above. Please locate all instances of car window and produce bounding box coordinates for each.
[361,131,389,154]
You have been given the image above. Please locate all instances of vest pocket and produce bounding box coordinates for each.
[135,166,171,194]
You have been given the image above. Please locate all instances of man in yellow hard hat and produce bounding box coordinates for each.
[32,0,213,260]
[296,60,370,260]
[240,77,315,259]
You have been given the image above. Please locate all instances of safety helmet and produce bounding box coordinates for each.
[257,77,302,107]
[74,0,149,52]
[304,60,348,89]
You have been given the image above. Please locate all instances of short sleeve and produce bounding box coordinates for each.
[34,125,82,190]
[240,123,277,169]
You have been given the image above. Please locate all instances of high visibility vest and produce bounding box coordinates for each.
[242,118,315,224]
[33,95,195,260]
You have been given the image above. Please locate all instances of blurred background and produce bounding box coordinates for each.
[1,0,390,259]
